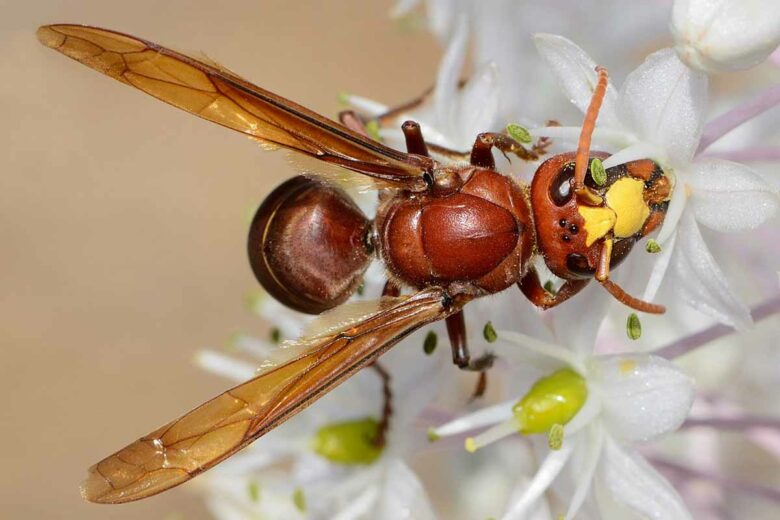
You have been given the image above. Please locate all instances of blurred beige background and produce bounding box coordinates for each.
[0,1,439,518]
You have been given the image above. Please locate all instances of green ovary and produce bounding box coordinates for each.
[512,368,588,434]
[311,417,383,465]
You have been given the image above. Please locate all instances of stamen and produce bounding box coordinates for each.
[464,416,522,453]
[503,442,576,518]
[431,399,515,438]
[498,330,586,373]
[590,158,606,186]
[506,123,533,144]
[645,239,662,253]
[483,321,498,343]
[423,330,437,355]
[292,487,306,512]
[247,479,261,502]
[626,313,642,340]
[548,424,564,450]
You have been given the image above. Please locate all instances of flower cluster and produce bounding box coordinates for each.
[197,1,780,519]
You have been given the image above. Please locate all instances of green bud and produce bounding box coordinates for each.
[506,123,533,144]
[427,428,440,442]
[548,423,564,450]
[512,368,588,434]
[483,321,498,343]
[626,313,642,340]
[543,280,557,295]
[292,487,306,513]
[365,120,381,142]
[423,330,437,355]
[590,158,606,186]
[356,282,365,296]
[312,417,383,465]
[248,479,261,502]
[270,327,281,344]
[337,91,350,105]
[646,239,662,253]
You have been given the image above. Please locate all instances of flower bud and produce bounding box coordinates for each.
[671,0,780,72]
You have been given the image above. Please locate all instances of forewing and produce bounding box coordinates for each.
[80,288,453,503]
[37,24,433,191]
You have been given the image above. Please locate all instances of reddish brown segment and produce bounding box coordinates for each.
[378,168,533,293]
[35,24,434,191]
[531,152,607,279]
[248,176,371,314]
[80,288,460,503]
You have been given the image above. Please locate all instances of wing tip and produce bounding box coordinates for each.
[80,465,116,504]
[36,25,64,49]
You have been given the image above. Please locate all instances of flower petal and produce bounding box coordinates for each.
[389,0,420,19]
[654,177,688,245]
[195,350,257,382]
[688,158,779,232]
[599,437,693,520]
[455,61,501,146]
[503,477,554,520]
[617,48,708,167]
[642,232,677,302]
[671,211,752,329]
[376,459,437,520]
[434,14,468,129]
[549,282,608,358]
[501,440,576,520]
[533,33,619,128]
[594,354,695,442]
[565,422,605,520]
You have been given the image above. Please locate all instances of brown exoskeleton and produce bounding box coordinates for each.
[37,25,670,504]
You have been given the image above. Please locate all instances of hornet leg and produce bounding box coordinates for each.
[446,310,495,399]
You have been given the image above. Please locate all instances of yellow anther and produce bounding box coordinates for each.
[619,358,638,374]
[548,424,565,450]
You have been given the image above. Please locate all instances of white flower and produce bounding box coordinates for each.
[532,34,779,329]
[344,15,501,156]
[392,0,670,126]
[197,336,443,520]
[430,330,696,520]
[671,0,780,72]
[196,253,451,519]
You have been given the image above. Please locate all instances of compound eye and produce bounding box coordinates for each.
[550,166,575,206]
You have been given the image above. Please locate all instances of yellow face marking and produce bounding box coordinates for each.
[605,177,650,238]
[578,205,617,247]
